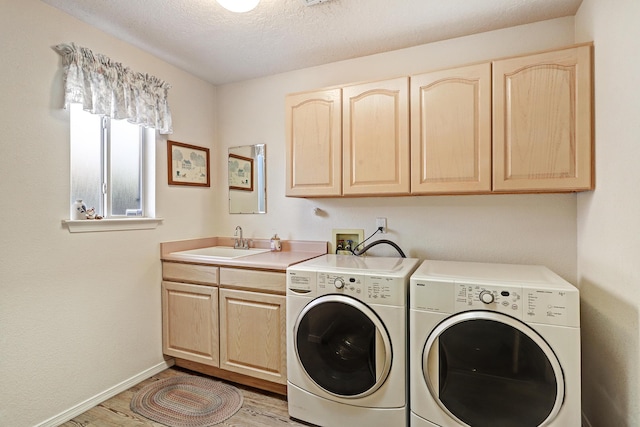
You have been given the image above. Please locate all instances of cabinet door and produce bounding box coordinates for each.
[219,289,286,385]
[493,45,593,192]
[162,281,219,366]
[285,88,342,197]
[343,77,410,195]
[411,63,492,194]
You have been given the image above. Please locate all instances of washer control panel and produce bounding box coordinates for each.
[318,272,365,296]
[287,268,406,306]
[287,270,316,295]
[317,273,404,305]
[366,275,404,305]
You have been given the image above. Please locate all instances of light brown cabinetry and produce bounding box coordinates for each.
[410,63,492,194]
[492,45,593,192]
[218,267,287,385]
[219,289,286,384]
[162,281,219,366]
[161,262,287,394]
[287,44,593,196]
[285,88,342,197]
[343,77,410,195]
[285,77,410,197]
[162,262,219,285]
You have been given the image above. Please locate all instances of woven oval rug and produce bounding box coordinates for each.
[131,375,243,427]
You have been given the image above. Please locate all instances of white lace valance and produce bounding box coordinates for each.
[54,43,173,134]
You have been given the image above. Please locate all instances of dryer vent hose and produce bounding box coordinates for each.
[354,239,407,258]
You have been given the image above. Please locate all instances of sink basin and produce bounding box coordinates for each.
[171,246,270,259]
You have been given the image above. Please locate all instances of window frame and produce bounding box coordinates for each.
[63,104,161,233]
[103,115,145,218]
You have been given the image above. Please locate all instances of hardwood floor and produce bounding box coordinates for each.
[60,366,313,427]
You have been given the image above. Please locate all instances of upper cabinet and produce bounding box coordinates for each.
[410,63,492,194]
[492,45,593,192]
[285,44,593,197]
[285,88,342,197]
[343,77,410,196]
[286,78,410,197]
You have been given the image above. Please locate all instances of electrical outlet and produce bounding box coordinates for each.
[376,217,387,234]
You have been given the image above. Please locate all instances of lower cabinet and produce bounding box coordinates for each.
[161,262,287,394]
[219,288,286,385]
[162,281,219,366]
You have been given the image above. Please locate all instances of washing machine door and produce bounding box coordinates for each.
[423,311,564,427]
[294,294,392,398]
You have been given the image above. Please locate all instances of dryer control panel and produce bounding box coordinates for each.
[410,260,580,327]
[455,283,523,318]
[453,282,579,327]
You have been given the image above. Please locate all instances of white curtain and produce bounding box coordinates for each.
[54,43,173,134]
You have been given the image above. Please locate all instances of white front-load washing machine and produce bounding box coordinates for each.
[287,254,420,427]
[409,260,581,427]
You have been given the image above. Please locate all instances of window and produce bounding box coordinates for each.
[55,44,169,232]
[69,104,157,227]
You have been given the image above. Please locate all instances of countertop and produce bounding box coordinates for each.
[161,237,328,272]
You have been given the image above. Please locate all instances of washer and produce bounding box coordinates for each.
[409,260,581,427]
[287,254,420,427]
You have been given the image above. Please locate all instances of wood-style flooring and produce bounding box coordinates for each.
[60,366,314,427]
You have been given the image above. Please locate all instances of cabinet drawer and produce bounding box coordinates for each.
[162,262,219,286]
[219,268,286,294]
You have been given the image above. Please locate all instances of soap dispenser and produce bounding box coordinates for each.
[270,233,281,251]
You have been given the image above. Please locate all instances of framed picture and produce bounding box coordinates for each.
[228,153,254,191]
[168,140,210,187]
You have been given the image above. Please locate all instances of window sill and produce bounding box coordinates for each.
[62,218,163,233]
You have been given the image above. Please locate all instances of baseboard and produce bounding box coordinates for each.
[36,358,175,427]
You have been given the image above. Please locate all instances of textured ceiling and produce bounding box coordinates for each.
[41,0,582,86]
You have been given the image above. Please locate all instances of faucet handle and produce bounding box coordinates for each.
[234,238,250,249]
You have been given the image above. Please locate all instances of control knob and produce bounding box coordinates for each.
[334,277,345,289]
[479,290,495,304]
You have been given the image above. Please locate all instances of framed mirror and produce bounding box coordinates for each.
[228,144,266,214]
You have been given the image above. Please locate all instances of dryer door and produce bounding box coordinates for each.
[423,311,564,427]
[294,295,392,398]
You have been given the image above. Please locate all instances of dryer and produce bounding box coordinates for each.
[409,260,581,427]
[287,254,420,427]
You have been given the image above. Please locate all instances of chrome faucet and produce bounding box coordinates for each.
[234,226,249,249]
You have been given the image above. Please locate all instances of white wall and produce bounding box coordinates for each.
[575,0,640,425]
[214,17,579,281]
[0,1,217,426]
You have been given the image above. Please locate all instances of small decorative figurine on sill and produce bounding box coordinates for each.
[85,207,103,220]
